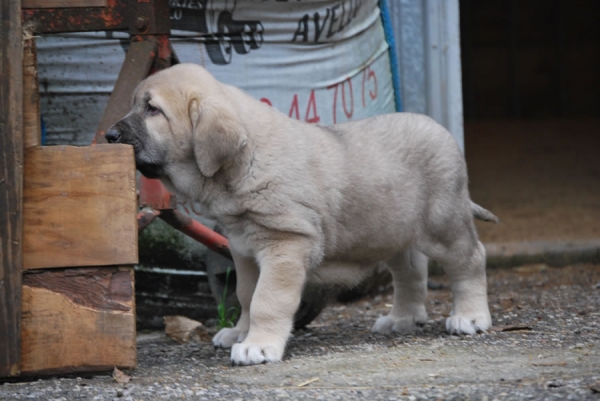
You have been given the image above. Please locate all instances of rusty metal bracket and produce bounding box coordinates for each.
[22,0,129,33]
[128,0,170,37]
[22,0,171,35]
[94,38,158,143]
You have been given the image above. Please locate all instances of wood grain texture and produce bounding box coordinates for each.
[20,267,136,374]
[23,30,41,148]
[0,0,23,378]
[22,0,107,8]
[23,145,138,270]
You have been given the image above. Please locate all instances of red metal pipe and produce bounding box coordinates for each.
[139,176,174,210]
[158,209,232,260]
[137,208,160,234]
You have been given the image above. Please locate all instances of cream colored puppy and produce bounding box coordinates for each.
[106,63,498,366]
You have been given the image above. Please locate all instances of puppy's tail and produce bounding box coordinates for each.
[471,202,500,224]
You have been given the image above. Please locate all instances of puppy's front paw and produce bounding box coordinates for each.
[445,312,491,335]
[212,327,247,348]
[231,342,284,366]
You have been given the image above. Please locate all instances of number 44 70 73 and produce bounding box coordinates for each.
[260,65,378,125]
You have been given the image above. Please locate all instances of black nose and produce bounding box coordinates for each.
[105,126,122,143]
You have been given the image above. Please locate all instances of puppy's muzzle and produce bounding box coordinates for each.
[105,126,122,143]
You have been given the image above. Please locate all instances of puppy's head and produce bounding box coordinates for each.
[106,63,247,180]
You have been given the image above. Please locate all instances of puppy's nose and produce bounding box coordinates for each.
[105,126,122,143]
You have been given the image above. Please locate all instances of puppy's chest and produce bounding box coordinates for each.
[201,195,244,221]
[216,212,260,259]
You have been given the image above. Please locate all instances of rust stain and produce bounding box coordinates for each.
[22,0,126,32]
[100,0,125,27]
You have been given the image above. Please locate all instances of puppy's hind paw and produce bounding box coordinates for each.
[372,313,426,335]
[445,314,491,335]
[212,327,247,349]
[231,342,283,366]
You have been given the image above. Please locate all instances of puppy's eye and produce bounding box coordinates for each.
[146,104,161,117]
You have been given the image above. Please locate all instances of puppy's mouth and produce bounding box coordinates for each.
[106,116,166,179]
[136,161,164,179]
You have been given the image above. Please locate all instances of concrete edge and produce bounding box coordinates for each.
[484,239,600,268]
[427,239,600,275]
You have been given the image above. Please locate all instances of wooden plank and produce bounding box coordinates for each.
[20,267,136,375]
[22,0,107,8]
[23,145,138,270]
[23,29,41,148]
[0,0,23,378]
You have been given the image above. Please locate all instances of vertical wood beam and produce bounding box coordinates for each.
[23,26,41,148]
[0,0,24,377]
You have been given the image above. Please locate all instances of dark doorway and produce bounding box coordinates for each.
[460,0,600,246]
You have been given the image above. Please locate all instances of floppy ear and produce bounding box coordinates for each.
[189,98,248,177]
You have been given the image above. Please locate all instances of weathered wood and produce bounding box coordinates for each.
[0,0,23,378]
[22,0,107,8]
[23,145,138,270]
[23,28,41,148]
[20,267,136,374]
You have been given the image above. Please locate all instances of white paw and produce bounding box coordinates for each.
[212,327,248,348]
[372,308,429,335]
[445,313,491,335]
[230,342,284,366]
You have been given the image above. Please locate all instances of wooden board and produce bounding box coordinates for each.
[22,0,107,8]
[23,145,138,270]
[20,267,136,374]
[0,0,23,378]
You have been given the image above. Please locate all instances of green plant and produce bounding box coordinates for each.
[216,267,240,330]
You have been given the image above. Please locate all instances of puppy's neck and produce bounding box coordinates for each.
[216,141,255,189]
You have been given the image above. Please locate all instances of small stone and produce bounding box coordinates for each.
[547,380,563,388]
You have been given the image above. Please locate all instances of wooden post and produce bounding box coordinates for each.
[20,144,138,375]
[23,25,41,148]
[0,0,24,377]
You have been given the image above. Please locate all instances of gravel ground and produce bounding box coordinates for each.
[2,263,599,401]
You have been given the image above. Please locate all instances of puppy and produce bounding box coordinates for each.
[106,63,498,366]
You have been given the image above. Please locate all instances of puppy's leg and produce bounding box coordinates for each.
[441,240,491,335]
[372,250,429,334]
[212,251,259,348]
[230,240,307,366]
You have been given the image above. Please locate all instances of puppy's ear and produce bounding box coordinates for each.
[189,98,248,177]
